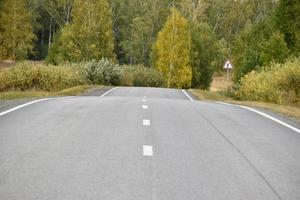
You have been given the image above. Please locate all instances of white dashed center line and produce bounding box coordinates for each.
[142,98,147,102]
[143,119,150,126]
[143,145,153,156]
[142,105,148,109]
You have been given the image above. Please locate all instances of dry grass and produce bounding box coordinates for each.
[210,72,233,92]
[0,85,102,100]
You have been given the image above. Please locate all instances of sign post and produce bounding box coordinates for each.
[223,60,233,81]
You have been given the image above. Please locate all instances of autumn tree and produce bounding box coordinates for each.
[47,0,115,63]
[0,0,35,60]
[154,8,192,88]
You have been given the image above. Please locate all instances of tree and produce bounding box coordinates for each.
[0,0,35,60]
[113,0,172,66]
[48,0,115,62]
[232,17,289,83]
[191,22,222,89]
[261,31,289,65]
[275,0,300,54]
[154,8,192,88]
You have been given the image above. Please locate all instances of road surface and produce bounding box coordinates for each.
[0,87,300,200]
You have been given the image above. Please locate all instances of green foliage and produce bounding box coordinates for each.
[0,0,35,60]
[0,62,86,91]
[232,18,289,83]
[112,0,171,66]
[237,58,300,105]
[261,31,289,65]
[47,0,115,62]
[190,22,223,89]
[154,8,192,88]
[119,65,165,87]
[275,0,300,54]
[45,32,64,65]
[84,59,121,86]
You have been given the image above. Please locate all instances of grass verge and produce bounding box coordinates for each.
[0,85,103,100]
[190,89,300,122]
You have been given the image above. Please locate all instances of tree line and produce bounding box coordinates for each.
[0,0,299,88]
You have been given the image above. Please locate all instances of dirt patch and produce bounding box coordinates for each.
[0,60,16,70]
[210,74,233,92]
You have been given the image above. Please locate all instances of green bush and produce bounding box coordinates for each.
[120,65,165,87]
[84,59,121,85]
[0,62,87,91]
[237,58,300,105]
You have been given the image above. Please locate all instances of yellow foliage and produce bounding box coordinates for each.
[0,62,87,92]
[237,58,300,105]
[154,8,192,88]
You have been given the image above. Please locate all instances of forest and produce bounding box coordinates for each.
[0,0,299,104]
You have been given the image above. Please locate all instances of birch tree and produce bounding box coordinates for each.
[154,8,192,88]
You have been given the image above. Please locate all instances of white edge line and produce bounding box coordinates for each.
[241,105,300,134]
[182,89,193,101]
[216,101,235,106]
[216,101,300,134]
[100,87,120,97]
[0,98,49,117]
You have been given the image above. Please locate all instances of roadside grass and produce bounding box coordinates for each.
[190,89,300,122]
[210,73,233,92]
[0,85,103,100]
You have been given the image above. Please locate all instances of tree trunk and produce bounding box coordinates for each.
[48,17,53,49]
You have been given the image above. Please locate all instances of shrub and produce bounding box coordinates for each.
[237,58,300,105]
[0,62,87,91]
[119,65,165,87]
[84,59,121,85]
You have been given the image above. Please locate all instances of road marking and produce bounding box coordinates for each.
[241,106,300,134]
[0,99,49,117]
[142,105,148,109]
[100,87,120,97]
[142,98,147,102]
[216,101,234,106]
[216,101,300,134]
[143,145,153,156]
[143,119,150,126]
[182,89,194,101]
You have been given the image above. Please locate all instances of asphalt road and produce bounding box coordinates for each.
[0,87,300,200]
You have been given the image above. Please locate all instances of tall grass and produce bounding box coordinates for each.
[237,58,300,105]
[0,62,87,91]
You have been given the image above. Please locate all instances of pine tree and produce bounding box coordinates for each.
[0,0,35,60]
[48,0,115,62]
[154,8,192,88]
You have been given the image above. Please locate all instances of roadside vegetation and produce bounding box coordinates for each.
[237,58,300,106]
[0,60,166,99]
[0,0,299,119]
